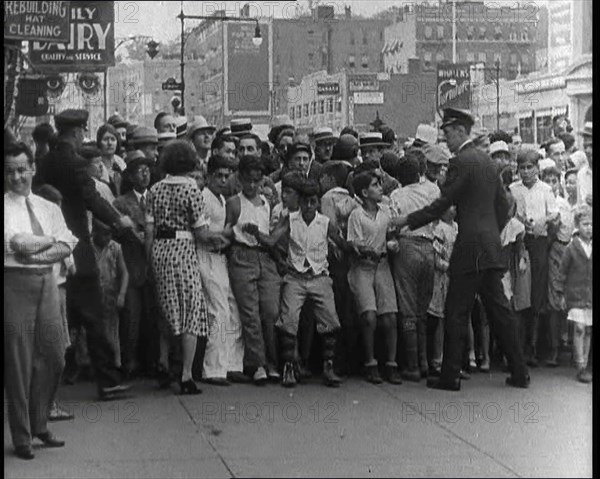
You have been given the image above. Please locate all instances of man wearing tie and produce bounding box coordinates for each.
[4,142,78,459]
[395,108,529,391]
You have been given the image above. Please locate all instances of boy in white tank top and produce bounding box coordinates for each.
[242,179,348,388]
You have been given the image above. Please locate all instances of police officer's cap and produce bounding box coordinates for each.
[440,107,475,129]
[55,109,89,129]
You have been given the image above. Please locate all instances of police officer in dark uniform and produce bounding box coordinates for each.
[395,108,529,391]
[36,109,135,400]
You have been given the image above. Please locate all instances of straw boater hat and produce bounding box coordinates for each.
[359,132,390,149]
[230,118,253,137]
[489,140,510,156]
[312,127,337,144]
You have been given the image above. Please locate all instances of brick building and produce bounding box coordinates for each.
[383,1,542,80]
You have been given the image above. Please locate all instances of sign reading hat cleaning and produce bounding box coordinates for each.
[4,1,71,43]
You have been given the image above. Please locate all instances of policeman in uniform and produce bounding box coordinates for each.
[395,108,529,391]
[36,109,135,400]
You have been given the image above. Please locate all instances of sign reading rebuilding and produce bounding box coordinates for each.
[436,63,471,111]
[317,83,340,95]
[28,1,114,72]
[224,21,272,116]
[4,1,71,42]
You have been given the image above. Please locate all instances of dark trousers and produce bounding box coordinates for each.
[120,281,156,373]
[441,268,528,383]
[66,276,123,391]
[4,269,65,448]
[524,235,549,315]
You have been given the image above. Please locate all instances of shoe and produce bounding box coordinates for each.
[227,371,251,383]
[384,365,403,385]
[35,432,65,448]
[401,369,421,382]
[323,360,342,387]
[253,367,267,386]
[48,402,74,422]
[156,364,173,389]
[14,445,34,460]
[365,365,383,384]
[469,358,478,370]
[266,365,281,381]
[459,370,471,380]
[296,362,313,380]
[428,366,441,377]
[99,383,132,400]
[180,379,202,395]
[479,359,490,373]
[204,377,230,386]
[545,359,559,368]
[577,369,592,384]
[282,362,297,388]
[426,377,461,391]
[506,374,530,388]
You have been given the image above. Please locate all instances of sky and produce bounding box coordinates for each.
[115,0,547,43]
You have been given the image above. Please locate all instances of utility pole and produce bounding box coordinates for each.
[452,0,456,63]
[179,1,185,115]
[495,60,500,131]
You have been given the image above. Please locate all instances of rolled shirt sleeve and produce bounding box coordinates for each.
[49,203,78,252]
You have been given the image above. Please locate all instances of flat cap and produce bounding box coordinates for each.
[440,107,475,129]
[286,142,312,162]
[129,126,158,145]
[422,143,450,165]
[54,109,88,129]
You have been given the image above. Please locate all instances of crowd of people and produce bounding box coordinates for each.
[4,106,593,460]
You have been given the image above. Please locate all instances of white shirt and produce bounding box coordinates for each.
[578,237,592,259]
[233,193,270,247]
[576,165,592,206]
[201,188,226,233]
[390,179,440,239]
[347,204,393,255]
[4,192,78,268]
[555,195,576,243]
[509,179,558,237]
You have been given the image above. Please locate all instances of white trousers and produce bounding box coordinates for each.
[198,250,244,378]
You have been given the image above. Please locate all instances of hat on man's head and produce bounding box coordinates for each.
[268,114,294,144]
[124,151,154,174]
[54,109,89,129]
[230,118,253,137]
[489,140,510,156]
[312,127,337,144]
[579,121,592,138]
[124,149,147,164]
[188,116,216,138]
[415,124,438,145]
[175,117,188,139]
[130,126,158,145]
[158,131,176,147]
[440,107,475,129]
[422,143,450,165]
[286,142,312,162]
[332,134,359,161]
[107,113,128,129]
[359,132,389,148]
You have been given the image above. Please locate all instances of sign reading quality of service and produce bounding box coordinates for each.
[437,63,471,111]
[224,22,272,116]
[4,1,71,43]
[28,1,114,72]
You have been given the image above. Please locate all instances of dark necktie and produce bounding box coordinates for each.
[139,193,146,214]
[26,197,44,235]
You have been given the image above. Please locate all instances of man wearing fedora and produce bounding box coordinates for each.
[37,109,136,400]
[188,116,217,167]
[577,122,592,207]
[395,107,529,391]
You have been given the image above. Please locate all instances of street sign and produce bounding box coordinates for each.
[436,63,471,112]
[353,91,384,105]
[317,82,340,95]
[28,1,115,72]
[162,78,183,91]
[4,1,71,43]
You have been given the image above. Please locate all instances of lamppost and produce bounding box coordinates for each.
[471,60,501,131]
[176,2,263,116]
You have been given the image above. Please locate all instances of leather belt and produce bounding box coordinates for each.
[156,228,193,240]
[399,235,433,243]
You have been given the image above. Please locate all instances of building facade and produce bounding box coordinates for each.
[383,1,542,80]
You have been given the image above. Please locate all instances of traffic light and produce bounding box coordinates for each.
[146,40,160,59]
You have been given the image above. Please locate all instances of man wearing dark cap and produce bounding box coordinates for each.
[113,152,156,378]
[36,109,135,400]
[395,107,529,391]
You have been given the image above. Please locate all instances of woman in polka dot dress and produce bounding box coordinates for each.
[145,141,216,394]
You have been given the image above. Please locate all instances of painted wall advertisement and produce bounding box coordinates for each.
[436,63,471,112]
[29,1,115,71]
[4,1,71,43]
[224,22,272,116]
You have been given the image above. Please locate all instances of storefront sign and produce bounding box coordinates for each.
[353,91,384,105]
[4,1,71,43]
[317,82,340,95]
[437,63,471,110]
[349,74,379,92]
[28,1,114,72]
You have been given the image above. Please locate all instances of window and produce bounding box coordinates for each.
[467,52,475,62]
[290,107,295,120]
[296,105,302,119]
[350,32,355,45]
[478,52,487,63]
[424,52,432,62]
[311,101,316,115]
[308,52,314,62]
[509,30,517,41]
[327,98,333,113]
[349,55,356,68]
[380,31,384,41]
[336,97,342,112]
[361,55,369,68]
[521,30,529,41]
[521,53,529,65]
[319,100,325,114]
[437,25,444,39]
[479,26,486,40]
[303,104,309,116]
[493,52,502,64]
[494,26,502,40]
[424,26,432,39]
[467,26,474,40]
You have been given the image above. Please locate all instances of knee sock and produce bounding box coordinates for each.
[573,324,585,369]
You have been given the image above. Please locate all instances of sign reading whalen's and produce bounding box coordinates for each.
[28,1,114,71]
[436,63,471,112]
[4,1,71,42]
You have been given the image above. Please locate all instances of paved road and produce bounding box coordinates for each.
[4,366,592,478]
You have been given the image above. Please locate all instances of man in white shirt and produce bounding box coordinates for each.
[4,142,78,460]
[576,122,593,206]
